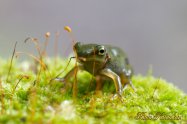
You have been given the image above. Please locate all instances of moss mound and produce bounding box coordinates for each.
[0,58,186,124]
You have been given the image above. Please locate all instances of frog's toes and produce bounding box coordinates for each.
[129,85,136,93]
[110,93,124,102]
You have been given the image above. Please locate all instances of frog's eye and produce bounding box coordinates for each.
[98,47,106,55]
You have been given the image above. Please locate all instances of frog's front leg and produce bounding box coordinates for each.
[54,66,80,83]
[53,65,83,94]
[100,68,123,97]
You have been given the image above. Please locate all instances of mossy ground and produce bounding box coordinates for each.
[0,57,186,124]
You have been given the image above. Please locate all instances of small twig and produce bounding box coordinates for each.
[42,32,50,56]
[50,56,75,83]
[64,26,79,99]
[54,31,60,65]
[10,75,29,109]
[12,75,30,95]
[6,42,17,82]
[24,37,41,57]
[16,52,47,69]
[73,61,78,100]
[64,26,76,43]
[24,36,52,79]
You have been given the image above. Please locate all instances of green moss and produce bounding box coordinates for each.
[0,58,186,124]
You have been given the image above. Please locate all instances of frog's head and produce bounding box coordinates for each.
[73,42,107,63]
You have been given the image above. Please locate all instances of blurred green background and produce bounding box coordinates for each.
[0,0,187,92]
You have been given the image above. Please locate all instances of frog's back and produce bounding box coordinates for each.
[105,45,133,75]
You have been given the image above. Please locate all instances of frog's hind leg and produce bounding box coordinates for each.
[124,79,136,92]
[120,74,136,92]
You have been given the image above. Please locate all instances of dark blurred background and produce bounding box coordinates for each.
[0,0,187,92]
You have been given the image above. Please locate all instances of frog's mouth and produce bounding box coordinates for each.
[77,56,104,63]
[73,44,101,62]
[73,51,87,62]
[77,57,87,62]
[77,56,98,63]
[73,44,86,62]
